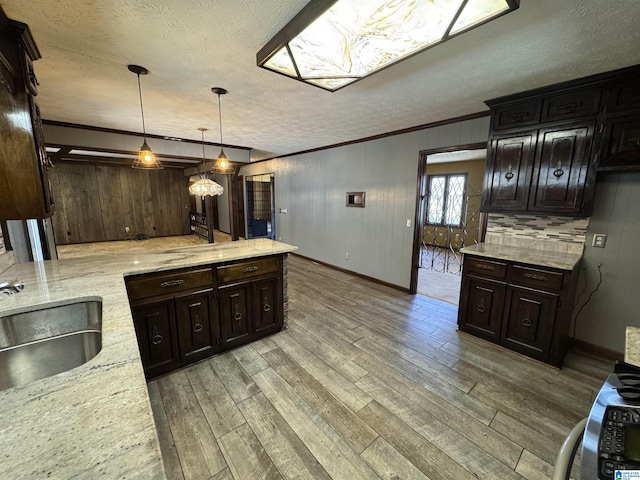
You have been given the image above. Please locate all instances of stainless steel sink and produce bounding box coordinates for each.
[0,300,102,391]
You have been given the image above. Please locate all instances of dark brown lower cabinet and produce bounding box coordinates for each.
[458,276,505,341]
[253,277,280,335]
[219,284,251,348]
[126,255,285,379]
[458,255,579,367]
[502,286,558,357]
[175,289,220,363]
[131,298,181,379]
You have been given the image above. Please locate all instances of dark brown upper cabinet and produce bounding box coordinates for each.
[482,63,640,216]
[0,16,54,220]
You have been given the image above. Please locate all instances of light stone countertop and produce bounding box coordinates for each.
[460,243,583,271]
[625,326,640,367]
[0,239,297,479]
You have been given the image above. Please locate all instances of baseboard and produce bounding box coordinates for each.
[570,338,624,362]
[290,252,410,293]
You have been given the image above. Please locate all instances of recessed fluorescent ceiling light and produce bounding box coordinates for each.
[258,0,519,91]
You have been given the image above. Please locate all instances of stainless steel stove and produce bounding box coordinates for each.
[581,362,640,479]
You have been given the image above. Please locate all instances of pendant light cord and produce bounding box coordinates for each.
[217,93,224,149]
[137,73,147,141]
[201,129,206,161]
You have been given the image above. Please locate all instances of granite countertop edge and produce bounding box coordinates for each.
[0,239,297,479]
[460,242,583,271]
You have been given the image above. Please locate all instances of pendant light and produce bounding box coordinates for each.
[189,128,224,197]
[128,64,163,169]
[211,87,234,174]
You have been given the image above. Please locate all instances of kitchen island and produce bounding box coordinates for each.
[0,239,297,479]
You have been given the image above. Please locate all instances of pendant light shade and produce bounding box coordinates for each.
[189,128,224,197]
[128,64,163,169]
[211,87,235,174]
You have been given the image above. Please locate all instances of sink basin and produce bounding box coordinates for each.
[0,300,102,391]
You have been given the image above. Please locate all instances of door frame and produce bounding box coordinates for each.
[409,142,487,294]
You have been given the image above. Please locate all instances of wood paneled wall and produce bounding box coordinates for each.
[49,163,190,245]
[240,116,491,289]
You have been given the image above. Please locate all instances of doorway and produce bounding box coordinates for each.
[245,173,275,240]
[410,143,487,304]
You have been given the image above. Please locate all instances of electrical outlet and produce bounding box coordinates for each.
[278,236,282,241]
[345,252,349,260]
[592,233,607,248]
[125,226,130,233]
[406,219,411,228]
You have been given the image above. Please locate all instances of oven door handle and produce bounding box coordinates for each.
[552,417,587,480]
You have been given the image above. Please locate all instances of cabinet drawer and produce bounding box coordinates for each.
[508,265,563,291]
[217,257,279,284]
[464,257,507,280]
[541,86,602,123]
[126,266,213,300]
[491,99,542,130]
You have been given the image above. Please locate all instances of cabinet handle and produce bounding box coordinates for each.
[160,279,185,288]
[475,263,495,271]
[241,266,258,273]
[560,104,576,114]
[477,298,486,313]
[597,123,605,133]
[553,161,564,178]
[510,114,524,122]
[193,314,203,332]
[504,164,514,181]
[234,304,242,321]
[523,273,547,281]
[152,326,163,345]
[263,297,271,312]
[522,312,532,328]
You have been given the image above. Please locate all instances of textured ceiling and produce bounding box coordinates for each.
[3,0,640,161]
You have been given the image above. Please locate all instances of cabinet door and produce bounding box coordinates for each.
[219,283,251,348]
[131,299,180,378]
[458,275,506,341]
[252,277,281,335]
[597,114,640,171]
[482,131,536,212]
[175,289,220,363]
[502,286,558,358]
[529,123,594,214]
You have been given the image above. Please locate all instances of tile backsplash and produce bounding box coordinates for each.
[485,213,588,254]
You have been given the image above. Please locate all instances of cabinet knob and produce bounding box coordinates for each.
[193,314,203,332]
[553,161,564,178]
[152,326,163,345]
[504,164,514,181]
[477,298,486,313]
[522,312,532,328]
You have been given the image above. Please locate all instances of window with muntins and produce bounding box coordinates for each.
[426,174,467,227]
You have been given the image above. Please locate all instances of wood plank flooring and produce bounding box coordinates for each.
[148,254,612,480]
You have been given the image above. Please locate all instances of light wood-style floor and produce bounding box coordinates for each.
[148,254,610,480]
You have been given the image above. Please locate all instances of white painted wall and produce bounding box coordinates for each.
[241,117,490,289]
